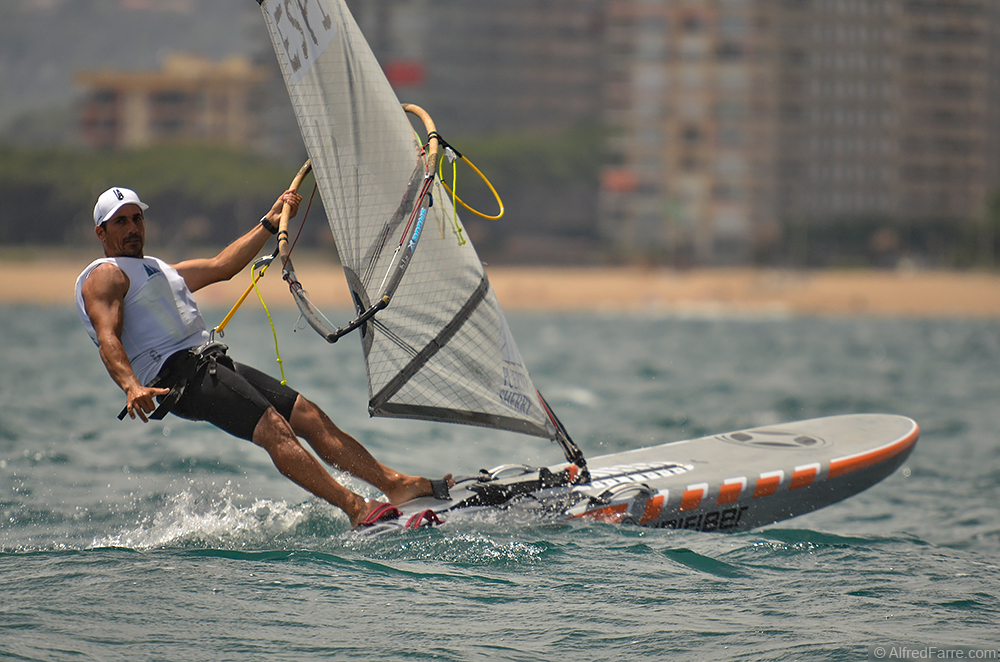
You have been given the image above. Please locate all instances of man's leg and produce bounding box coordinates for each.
[169,359,393,526]
[289,395,446,505]
[252,407,381,527]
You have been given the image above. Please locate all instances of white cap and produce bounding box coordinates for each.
[93,187,148,226]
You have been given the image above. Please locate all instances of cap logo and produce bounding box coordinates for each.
[114,189,124,201]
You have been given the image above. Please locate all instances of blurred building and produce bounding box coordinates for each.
[601,0,1000,265]
[601,0,771,265]
[76,54,268,151]
[771,0,1000,259]
[895,1,1000,223]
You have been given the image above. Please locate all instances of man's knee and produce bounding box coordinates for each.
[293,394,328,416]
[252,407,294,448]
[290,395,326,429]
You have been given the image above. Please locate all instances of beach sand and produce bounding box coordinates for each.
[6,249,1000,318]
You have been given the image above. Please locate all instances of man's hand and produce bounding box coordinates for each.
[265,189,303,225]
[124,385,171,422]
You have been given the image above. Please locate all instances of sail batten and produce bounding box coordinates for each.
[372,403,555,438]
[259,0,558,442]
[370,275,490,411]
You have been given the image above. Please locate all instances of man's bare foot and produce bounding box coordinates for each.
[386,474,454,505]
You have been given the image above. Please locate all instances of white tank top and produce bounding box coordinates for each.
[75,256,209,385]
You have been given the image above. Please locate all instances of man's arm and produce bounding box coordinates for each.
[81,263,170,422]
[173,190,302,293]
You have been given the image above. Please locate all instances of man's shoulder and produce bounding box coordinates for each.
[79,259,130,291]
[75,265,128,314]
[77,257,117,287]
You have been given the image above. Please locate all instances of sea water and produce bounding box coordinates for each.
[1,304,998,661]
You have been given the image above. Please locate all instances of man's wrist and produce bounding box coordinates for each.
[259,215,279,235]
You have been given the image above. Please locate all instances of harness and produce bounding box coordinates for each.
[117,342,232,421]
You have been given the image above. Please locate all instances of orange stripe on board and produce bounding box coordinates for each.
[790,463,820,490]
[639,495,665,524]
[753,471,783,498]
[577,503,628,524]
[679,483,707,511]
[828,422,920,479]
[716,478,745,505]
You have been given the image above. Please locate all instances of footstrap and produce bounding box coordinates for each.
[405,509,444,529]
[429,478,451,500]
[355,503,402,529]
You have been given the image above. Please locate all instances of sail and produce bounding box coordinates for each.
[258,0,557,440]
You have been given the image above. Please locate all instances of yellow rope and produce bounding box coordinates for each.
[250,260,287,385]
[213,265,267,337]
[447,156,466,245]
[438,149,505,221]
[209,257,287,384]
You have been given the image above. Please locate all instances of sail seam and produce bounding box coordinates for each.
[370,276,490,410]
[372,319,419,358]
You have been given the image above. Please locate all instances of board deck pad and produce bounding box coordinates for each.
[367,414,918,534]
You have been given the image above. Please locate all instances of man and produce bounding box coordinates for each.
[76,186,448,529]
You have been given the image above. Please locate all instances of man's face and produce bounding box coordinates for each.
[96,204,145,258]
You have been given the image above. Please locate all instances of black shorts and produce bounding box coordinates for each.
[162,351,299,442]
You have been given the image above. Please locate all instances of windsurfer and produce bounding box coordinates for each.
[75,186,450,528]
